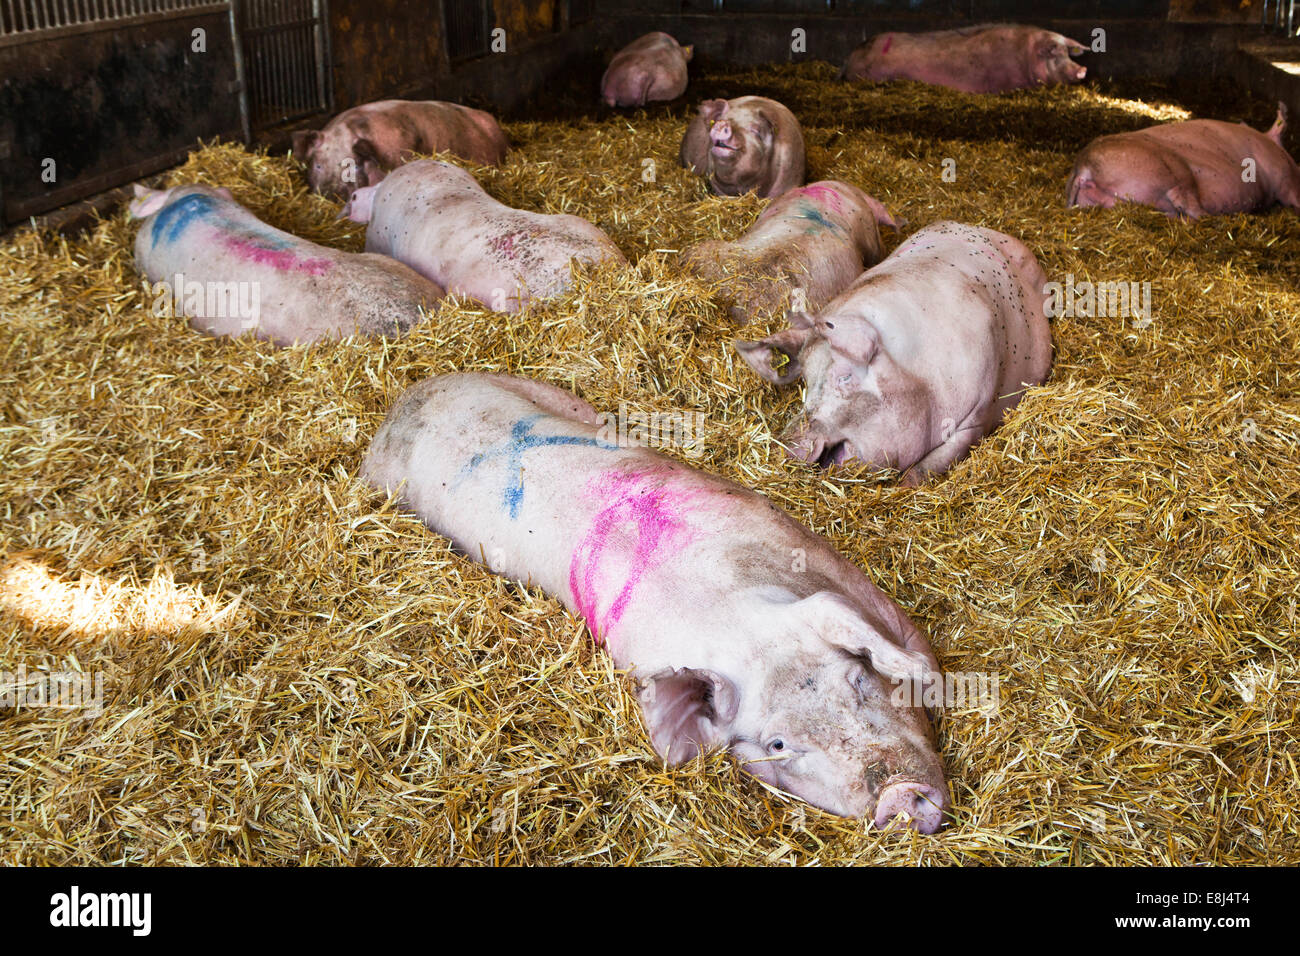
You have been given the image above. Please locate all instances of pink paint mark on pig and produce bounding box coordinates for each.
[797,184,844,213]
[881,35,893,54]
[490,231,524,260]
[568,467,700,644]
[221,236,332,275]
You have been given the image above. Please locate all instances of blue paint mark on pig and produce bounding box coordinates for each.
[795,203,842,235]
[150,193,221,248]
[462,415,617,519]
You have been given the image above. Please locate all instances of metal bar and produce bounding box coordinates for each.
[227,0,250,143]
[0,2,228,45]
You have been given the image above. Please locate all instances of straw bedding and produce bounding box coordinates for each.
[1,62,1296,865]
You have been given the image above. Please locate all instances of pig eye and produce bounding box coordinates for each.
[768,738,787,754]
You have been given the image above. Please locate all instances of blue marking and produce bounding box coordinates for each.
[150,193,220,248]
[795,203,842,235]
[149,191,296,251]
[461,415,616,520]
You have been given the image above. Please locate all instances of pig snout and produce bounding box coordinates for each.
[874,781,946,834]
[710,120,737,152]
[783,423,853,468]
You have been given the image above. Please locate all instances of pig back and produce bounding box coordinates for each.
[362,374,879,657]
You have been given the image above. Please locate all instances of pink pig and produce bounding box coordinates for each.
[601,32,693,107]
[363,372,949,830]
[291,99,509,199]
[129,184,442,346]
[1067,104,1300,219]
[679,180,898,324]
[737,221,1053,483]
[679,96,806,198]
[343,159,625,313]
[842,24,1087,94]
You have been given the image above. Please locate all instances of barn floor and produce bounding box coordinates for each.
[1,63,1297,865]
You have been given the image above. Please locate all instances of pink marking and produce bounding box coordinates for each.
[221,235,332,275]
[759,182,846,223]
[798,183,844,213]
[490,231,522,259]
[881,34,893,55]
[568,467,700,644]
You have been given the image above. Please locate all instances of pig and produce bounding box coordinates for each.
[679,96,806,198]
[1066,104,1300,219]
[343,159,626,313]
[601,32,693,107]
[291,100,509,199]
[362,371,949,830]
[679,180,898,324]
[841,24,1087,94]
[128,184,444,346]
[736,221,1052,483]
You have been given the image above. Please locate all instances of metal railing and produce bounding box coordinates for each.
[445,0,490,61]
[1263,0,1299,35]
[0,0,221,38]
[234,0,331,130]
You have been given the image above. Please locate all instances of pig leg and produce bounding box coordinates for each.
[1156,182,1208,220]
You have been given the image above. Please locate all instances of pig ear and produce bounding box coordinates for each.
[816,315,878,366]
[639,667,739,765]
[681,44,694,62]
[804,591,940,686]
[753,109,777,149]
[291,130,320,163]
[340,184,378,224]
[127,186,171,220]
[352,138,386,188]
[734,325,812,385]
[699,98,727,121]
[1062,35,1087,56]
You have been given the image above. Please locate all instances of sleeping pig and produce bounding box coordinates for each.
[343,159,626,313]
[601,32,693,107]
[679,96,806,198]
[1066,103,1300,219]
[292,99,509,199]
[736,221,1052,482]
[842,24,1087,94]
[129,184,443,346]
[679,180,898,324]
[363,372,949,830]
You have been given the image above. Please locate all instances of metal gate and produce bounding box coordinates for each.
[1263,0,1299,35]
[444,0,491,62]
[0,0,225,37]
[232,0,332,135]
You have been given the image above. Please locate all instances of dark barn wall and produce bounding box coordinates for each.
[495,0,561,40]
[3,0,1286,231]
[0,12,241,226]
[322,0,582,119]
[609,13,1249,82]
[328,0,448,107]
